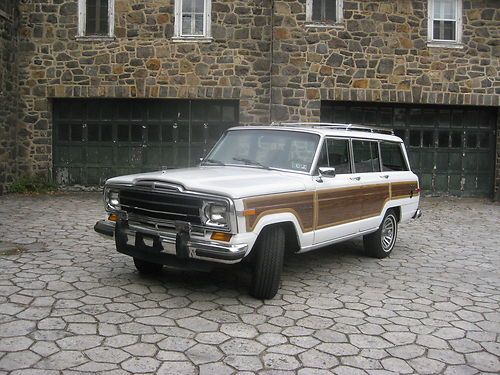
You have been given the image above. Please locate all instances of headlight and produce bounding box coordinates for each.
[201,201,228,227]
[104,188,120,210]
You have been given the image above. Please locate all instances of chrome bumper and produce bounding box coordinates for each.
[94,220,247,264]
[412,208,422,219]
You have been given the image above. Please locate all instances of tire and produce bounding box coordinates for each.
[133,257,163,275]
[250,226,285,299]
[363,210,398,259]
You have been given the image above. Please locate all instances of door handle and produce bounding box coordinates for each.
[350,177,361,181]
[379,175,389,179]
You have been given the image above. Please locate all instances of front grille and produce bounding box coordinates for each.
[119,189,203,225]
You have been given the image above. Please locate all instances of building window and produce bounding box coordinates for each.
[306,0,343,24]
[174,0,212,40]
[78,0,115,38]
[0,0,14,20]
[428,0,462,45]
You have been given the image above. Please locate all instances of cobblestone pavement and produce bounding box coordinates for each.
[0,193,499,375]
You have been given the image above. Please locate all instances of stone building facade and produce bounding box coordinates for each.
[0,0,499,198]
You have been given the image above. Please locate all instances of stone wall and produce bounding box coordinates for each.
[15,0,272,180]
[270,0,499,121]
[0,7,19,194]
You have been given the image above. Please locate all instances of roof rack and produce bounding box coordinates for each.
[270,122,394,135]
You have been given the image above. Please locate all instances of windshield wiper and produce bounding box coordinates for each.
[202,158,225,166]
[232,157,270,170]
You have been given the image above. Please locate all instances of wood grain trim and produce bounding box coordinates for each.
[243,180,418,233]
[244,191,315,232]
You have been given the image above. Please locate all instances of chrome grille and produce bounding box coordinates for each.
[119,189,203,225]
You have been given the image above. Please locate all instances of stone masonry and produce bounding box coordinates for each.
[0,0,499,196]
[0,5,19,194]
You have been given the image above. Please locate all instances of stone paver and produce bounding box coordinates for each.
[0,193,499,374]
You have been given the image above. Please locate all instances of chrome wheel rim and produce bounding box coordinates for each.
[381,215,396,252]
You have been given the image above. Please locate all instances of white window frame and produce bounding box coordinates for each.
[427,0,463,48]
[306,0,343,26]
[174,0,212,41]
[77,0,115,39]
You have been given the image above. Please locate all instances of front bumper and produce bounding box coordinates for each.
[94,220,247,264]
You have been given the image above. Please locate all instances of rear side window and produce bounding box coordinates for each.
[317,138,351,174]
[380,142,409,171]
[352,140,381,173]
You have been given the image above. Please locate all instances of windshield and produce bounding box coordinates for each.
[205,129,320,172]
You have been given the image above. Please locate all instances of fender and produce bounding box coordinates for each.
[247,212,312,252]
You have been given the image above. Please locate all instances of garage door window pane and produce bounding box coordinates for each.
[118,126,129,141]
[148,125,160,142]
[162,125,173,142]
[439,131,449,147]
[478,133,489,148]
[466,133,476,148]
[88,124,99,141]
[422,131,434,147]
[101,124,113,141]
[410,130,420,147]
[451,132,461,148]
[381,142,408,172]
[59,124,70,141]
[131,125,142,142]
[71,124,83,141]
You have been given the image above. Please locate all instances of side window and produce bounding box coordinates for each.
[352,140,381,173]
[428,0,462,45]
[317,138,351,174]
[380,142,409,172]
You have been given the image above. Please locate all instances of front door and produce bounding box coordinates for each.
[314,138,362,245]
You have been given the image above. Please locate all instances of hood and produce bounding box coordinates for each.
[106,166,308,199]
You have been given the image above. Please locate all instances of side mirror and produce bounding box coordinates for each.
[319,167,336,178]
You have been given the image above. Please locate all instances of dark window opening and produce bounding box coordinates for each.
[86,0,109,36]
[312,0,337,22]
[381,142,408,172]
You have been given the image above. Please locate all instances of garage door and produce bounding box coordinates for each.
[321,102,497,197]
[53,99,239,186]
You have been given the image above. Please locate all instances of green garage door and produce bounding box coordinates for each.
[53,99,239,186]
[321,102,497,197]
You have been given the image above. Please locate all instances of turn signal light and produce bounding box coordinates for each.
[415,187,422,193]
[108,213,119,222]
[243,209,256,216]
[210,232,232,242]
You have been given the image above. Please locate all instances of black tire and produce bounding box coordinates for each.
[363,210,398,259]
[133,257,163,275]
[250,226,285,299]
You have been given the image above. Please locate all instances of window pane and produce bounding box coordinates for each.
[451,132,461,148]
[88,124,99,141]
[422,131,434,147]
[194,14,204,35]
[325,0,336,21]
[183,0,193,12]
[118,125,129,141]
[86,0,108,35]
[182,14,192,34]
[409,130,420,147]
[99,0,109,34]
[194,0,204,12]
[317,142,329,168]
[59,124,70,141]
[438,131,449,147]
[148,125,160,142]
[381,142,408,172]
[433,20,456,40]
[71,124,83,141]
[86,0,97,35]
[478,133,489,148]
[434,0,456,19]
[131,125,142,142]
[312,0,322,21]
[466,133,476,148]
[327,139,351,174]
[101,124,113,141]
[352,140,378,173]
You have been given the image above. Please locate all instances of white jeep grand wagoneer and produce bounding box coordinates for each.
[95,123,421,299]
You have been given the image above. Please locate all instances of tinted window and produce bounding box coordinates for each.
[381,142,409,172]
[352,140,381,173]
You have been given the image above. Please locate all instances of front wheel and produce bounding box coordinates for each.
[133,257,163,275]
[363,210,398,259]
[250,226,285,299]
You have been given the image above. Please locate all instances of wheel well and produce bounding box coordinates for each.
[389,206,401,222]
[250,222,300,257]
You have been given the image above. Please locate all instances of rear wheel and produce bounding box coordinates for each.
[250,226,285,299]
[133,257,163,275]
[363,210,398,259]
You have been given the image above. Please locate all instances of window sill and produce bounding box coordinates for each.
[172,36,213,43]
[427,41,464,49]
[75,36,116,42]
[305,22,345,30]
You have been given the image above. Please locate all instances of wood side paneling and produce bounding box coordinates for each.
[243,180,418,233]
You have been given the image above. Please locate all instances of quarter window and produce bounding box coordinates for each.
[380,142,409,172]
[352,140,381,173]
[428,0,462,44]
[175,0,212,39]
[78,0,114,37]
[306,0,343,23]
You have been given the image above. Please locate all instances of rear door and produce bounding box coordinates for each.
[351,139,391,232]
